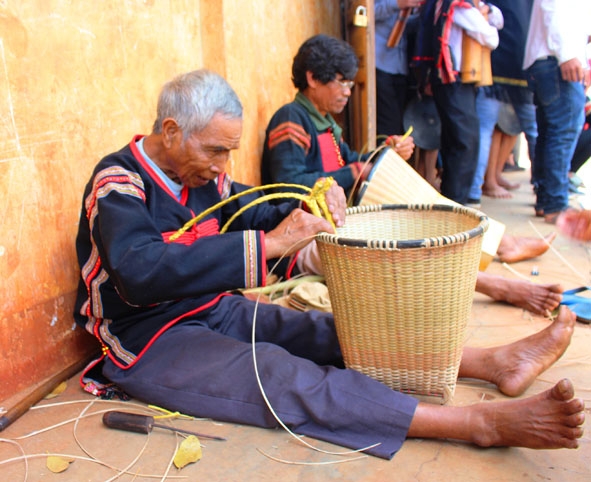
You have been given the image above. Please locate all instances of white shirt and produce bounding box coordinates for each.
[523,0,591,69]
[448,3,503,71]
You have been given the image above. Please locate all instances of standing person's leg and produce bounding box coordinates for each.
[513,100,538,187]
[532,98,548,214]
[513,100,538,169]
[469,90,500,204]
[570,123,591,174]
[376,68,408,138]
[432,82,480,205]
[492,102,522,191]
[527,58,585,222]
[482,127,511,198]
[506,135,523,170]
[482,114,521,198]
[495,132,520,190]
[420,148,441,190]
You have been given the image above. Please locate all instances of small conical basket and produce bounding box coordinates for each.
[316,204,489,404]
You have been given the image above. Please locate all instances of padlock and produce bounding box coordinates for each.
[353,5,368,28]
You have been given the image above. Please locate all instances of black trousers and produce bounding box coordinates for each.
[571,121,591,174]
[376,68,409,139]
[432,81,480,204]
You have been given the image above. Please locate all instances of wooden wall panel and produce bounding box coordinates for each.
[223,0,342,185]
[0,0,340,418]
[345,0,376,153]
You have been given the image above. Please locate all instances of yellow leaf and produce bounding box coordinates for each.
[173,435,202,469]
[45,381,67,400]
[47,455,74,473]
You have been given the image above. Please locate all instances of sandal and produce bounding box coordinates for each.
[568,173,585,189]
[561,287,591,324]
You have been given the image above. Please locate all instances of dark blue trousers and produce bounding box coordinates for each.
[103,295,418,459]
[527,57,585,214]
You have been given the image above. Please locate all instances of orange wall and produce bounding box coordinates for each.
[0,0,341,407]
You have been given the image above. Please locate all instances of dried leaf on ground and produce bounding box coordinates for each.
[47,455,75,473]
[173,435,202,469]
[45,381,67,399]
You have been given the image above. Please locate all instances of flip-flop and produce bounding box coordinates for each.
[561,286,591,324]
[569,173,585,189]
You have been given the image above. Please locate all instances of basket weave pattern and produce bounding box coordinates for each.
[316,204,488,403]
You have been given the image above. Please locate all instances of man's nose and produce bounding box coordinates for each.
[209,155,229,173]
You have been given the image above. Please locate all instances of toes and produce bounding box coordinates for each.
[566,409,586,427]
[560,436,580,449]
[558,305,576,323]
[552,378,574,401]
[551,283,565,294]
[566,397,586,417]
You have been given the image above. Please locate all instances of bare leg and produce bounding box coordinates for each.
[408,378,584,449]
[458,305,575,396]
[476,271,563,315]
[496,132,520,190]
[496,231,557,263]
[483,128,513,199]
[414,148,441,191]
[422,148,440,191]
[413,147,425,179]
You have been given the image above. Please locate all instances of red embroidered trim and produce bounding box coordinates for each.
[268,121,312,152]
[162,218,220,245]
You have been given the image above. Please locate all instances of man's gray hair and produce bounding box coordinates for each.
[152,69,243,138]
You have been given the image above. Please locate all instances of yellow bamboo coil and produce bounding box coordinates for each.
[168,178,336,241]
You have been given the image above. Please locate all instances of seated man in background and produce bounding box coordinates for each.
[261,34,562,316]
[74,68,584,459]
[261,33,414,198]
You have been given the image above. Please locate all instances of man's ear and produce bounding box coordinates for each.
[161,118,181,148]
[306,71,320,89]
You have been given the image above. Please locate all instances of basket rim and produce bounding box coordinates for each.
[316,203,489,249]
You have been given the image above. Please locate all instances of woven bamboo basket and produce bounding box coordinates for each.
[316,204,489,404]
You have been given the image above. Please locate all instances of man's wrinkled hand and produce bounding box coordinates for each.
[323,179,347,227]
[386,134,415,161]
[265,208,336,260]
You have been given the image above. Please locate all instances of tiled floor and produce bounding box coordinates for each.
[1,168,590,481]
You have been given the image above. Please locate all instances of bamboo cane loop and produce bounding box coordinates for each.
[168,178,336,241]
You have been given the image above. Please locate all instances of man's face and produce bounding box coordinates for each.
[311,75,354,116]
[164,113,242,188]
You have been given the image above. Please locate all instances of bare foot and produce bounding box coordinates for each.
[426,174,441,192]
[483,183,513,199]
[469,378,585,448]
[409,377,584,449]
[496,232,557,263]
[476,273,563,315]
[475,305,576,397]
[497,175,520,191]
